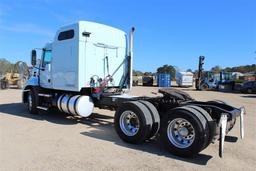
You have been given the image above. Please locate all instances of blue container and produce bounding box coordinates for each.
[158,73,171,87]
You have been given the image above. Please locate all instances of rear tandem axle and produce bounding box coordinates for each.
[23,87,244,158]
[93,88,244,157]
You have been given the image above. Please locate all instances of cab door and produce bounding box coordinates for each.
[40,50,52,88]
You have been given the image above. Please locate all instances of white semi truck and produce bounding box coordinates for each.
[22,21,244,158]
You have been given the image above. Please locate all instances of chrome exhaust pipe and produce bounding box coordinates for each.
[128,27,135,56]
[128,27,135,90]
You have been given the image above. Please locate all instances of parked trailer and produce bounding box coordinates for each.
[142,76,154,86]
[22,21,244,158]
[176,71,193,87]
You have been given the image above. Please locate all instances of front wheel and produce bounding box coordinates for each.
[27,87,39,114]
[160,106,209,157]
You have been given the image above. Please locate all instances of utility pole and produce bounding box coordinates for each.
[196,56,205,90]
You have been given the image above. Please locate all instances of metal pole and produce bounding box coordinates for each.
[128,27,135,90]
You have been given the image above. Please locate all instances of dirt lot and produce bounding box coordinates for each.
[0,87,255,171]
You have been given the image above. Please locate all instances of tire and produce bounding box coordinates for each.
[201,84,209,90]
[139,100,160,139]
[0,80,7,89]
[3,82,7,89]
[114,101,153,144]
[27,87,39,114]
[186,105,214,150]
[160,106,209,157]
[207,100,227,104]
[247,88,252,94]
[5,82,9,89]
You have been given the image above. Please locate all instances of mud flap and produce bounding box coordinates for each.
[219,114,227,158]
[240,107,245,139]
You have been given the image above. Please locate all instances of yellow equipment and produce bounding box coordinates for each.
[5,72,27,89]
[0,61,28,89]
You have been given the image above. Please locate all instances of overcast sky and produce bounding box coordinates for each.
[0,0,255,72]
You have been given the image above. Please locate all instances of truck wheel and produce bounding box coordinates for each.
[186,105,214,150]
[114,101,153,144]
[160,106,209,157]
[139,100,160,139]
[27,87,39,114]
[247,88,252,94]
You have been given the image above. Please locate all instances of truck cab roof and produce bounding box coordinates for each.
[54,21,126,47]
[38,21,128,92]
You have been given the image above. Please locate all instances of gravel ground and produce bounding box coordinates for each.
[0,87,255,171]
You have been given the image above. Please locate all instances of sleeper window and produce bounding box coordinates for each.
[58,30,74,41]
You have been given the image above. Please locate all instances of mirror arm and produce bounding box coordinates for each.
[33,66,45,71]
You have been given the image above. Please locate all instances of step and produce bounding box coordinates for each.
[38,93,52,97]
[37,106,48,111]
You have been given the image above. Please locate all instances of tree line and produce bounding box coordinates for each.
[222,64,256,73]
[133,64,176,80]
[1,57,255,78]
[133,64,256,80]
[0,58,28,75]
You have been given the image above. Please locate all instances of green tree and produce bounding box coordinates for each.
[133,70,144,76]
[157,64,176,80]
[211,65,222,74]
[223,64,256,73]
[224,67,232,72]
[0,59,29,76]
[13,61,28,74]
[186,69,193,72]
[0,58,11,75]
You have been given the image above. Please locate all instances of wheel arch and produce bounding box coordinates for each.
[22,85,34,103]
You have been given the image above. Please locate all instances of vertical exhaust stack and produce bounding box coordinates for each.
[128,27,135,91]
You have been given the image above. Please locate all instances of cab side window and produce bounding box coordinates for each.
[42,50,52,68]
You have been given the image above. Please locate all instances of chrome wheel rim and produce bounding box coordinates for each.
[119,110,140,136]
[167,118,195,148]
[28,93,32,111]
